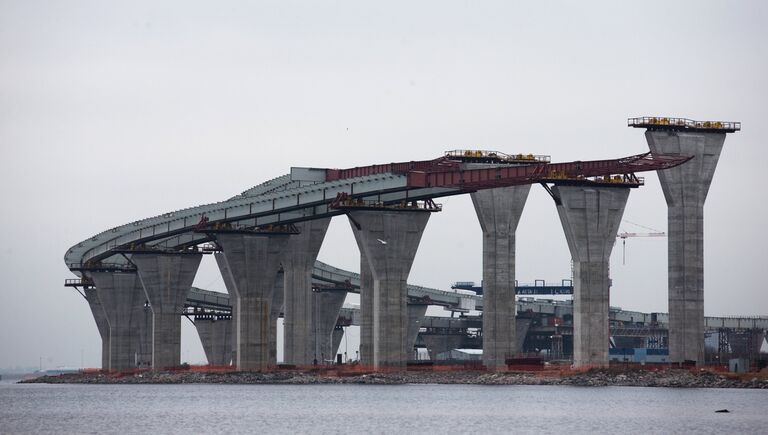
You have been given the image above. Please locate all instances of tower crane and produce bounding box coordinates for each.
[617,220,666,265]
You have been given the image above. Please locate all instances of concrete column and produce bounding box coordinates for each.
[216,233,289,370]
[348,210,431,369]
[312,290,347,363]
[422,333,467,360]
[332,327,345,361]
[214,252,238,365]
[269,271,284,365]
[282,218,331,365]
[471,185,531,370]
[84,287,110,369]
[358,249,374,365]
[133,253,202,369]
[195,317,232,366]
[131,296,152,368]
[89,272,144,371]
[646,131,726,364]
[553,185,629,367]
[407,304,428,358]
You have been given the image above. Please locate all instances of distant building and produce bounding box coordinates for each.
[608,348,669,364]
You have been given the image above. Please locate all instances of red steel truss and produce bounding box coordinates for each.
[325,152,692,191]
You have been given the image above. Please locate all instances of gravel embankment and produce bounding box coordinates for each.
[20,368,768,388]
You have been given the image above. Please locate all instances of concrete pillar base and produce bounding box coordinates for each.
[133,253,202,369]
[332,327,345,361]
[471,185,530,370]
[91,272,144,371]
[407,304,428,359]
[216,233,289,370]
[214,253,238,365]
[552,185,629,368]
[358,250,374,365]
[312,290,347,363]
[282,218,331,365]
[269,271,284,366]
[196,317,233,366]
[84,287,110,369]
[349,210,431,369]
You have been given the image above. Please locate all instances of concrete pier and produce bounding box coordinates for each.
[471,185,531,370]
[553,185,629,367]
[312,290,347,363]
[214,252,238,365]
[422,333,467,360]
[349,210,431,369]
[269,271,284,365]
[358,249,374,365]
[282,218,331,365]
[195,317,232,366]
[84,286,110,369]
[131,296,152,368]
[216,233,289,370]
[332,326,344,361]
[133,253,202,369]
[646,130,726,364]
[407,304,428,357]
[90,272,144,370]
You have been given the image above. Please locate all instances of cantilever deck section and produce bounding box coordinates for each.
[65,152,691,271]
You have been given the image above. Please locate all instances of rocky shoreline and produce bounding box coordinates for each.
[21,368,768,388]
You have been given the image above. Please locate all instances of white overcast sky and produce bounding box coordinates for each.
[1,0,766,369]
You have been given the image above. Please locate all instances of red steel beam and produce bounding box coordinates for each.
[407,152,692,190]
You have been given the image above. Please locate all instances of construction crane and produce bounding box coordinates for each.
[617,220,666,265]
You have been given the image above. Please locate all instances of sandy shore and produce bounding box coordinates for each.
[20,368,768,388]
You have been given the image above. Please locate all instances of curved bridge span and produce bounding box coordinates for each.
[67,142,726,371]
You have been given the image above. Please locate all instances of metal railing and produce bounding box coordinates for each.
[331,194,442,212]
[545,170,645,186]
[64,278,94,287]
[67,262,136,272]
[628,117,741,131]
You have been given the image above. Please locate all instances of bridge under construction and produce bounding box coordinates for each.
[65,117,758,372]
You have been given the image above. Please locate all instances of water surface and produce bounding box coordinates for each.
[1,383,765,434]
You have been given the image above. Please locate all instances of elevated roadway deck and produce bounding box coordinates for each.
[65,151,689,270]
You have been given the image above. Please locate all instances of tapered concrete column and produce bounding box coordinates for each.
[269,271,284,365]
[89,272,144,370]
[332,326,345,360]
[214,253,238,365]
[471,185,531,370]
[358,250,374,365]
[133,253,202,369]
[312,290,347,363]
[216,233,289,370]
[349,210,431,369]
[84,287,110,369]
[552,185,629,367]
[407,304,428,358]
[195,317,232,365]
[646,131,726,364]
[283,218,331,365]
[216,246,283,366]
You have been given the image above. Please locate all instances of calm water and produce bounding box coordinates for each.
[1,382,766,434]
